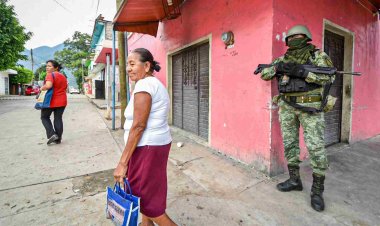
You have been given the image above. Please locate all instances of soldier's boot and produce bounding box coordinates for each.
[310,173,325,212]
[277,165,303,192]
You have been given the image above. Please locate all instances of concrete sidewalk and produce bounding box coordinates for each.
[86,95,121,110]
[0,94,378,225]
[96,97,380,226]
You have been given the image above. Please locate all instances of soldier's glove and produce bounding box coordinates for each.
[275,62,296,74]
[287,64,309,78]
[254,65,265,75]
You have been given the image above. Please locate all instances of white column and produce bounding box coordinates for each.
[105,53,112,120]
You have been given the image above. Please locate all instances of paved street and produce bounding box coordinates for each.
[0,94,379,226]
[0,95,119,225]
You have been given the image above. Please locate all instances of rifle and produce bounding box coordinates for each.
[253,63,361,76]
[253,63,361,114]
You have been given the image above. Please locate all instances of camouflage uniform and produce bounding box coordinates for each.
[261,50,334,175]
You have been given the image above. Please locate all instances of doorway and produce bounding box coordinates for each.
[323,30,344,146]
[323,20,354,145]
[172,42,210,140]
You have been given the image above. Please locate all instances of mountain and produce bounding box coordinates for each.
[18,43,77,88]
[18,43,64,71]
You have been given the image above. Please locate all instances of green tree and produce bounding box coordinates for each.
[9,66,33,84]
[54,31,91,89]
[0,0,32,71]
[34,64,46,81]
[39,71,47,81]
[34,63,67,81]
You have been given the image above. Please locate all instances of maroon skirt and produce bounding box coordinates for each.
[127,143,171,218]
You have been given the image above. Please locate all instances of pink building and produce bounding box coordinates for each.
[114,0,380,175]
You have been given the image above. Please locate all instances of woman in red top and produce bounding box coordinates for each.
[40,60,68,144]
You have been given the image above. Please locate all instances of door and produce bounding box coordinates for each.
[95,80,105,99]
[324,30,344,146]
[172,43,209,140]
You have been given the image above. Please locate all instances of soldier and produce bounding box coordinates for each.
[258,25,335,212]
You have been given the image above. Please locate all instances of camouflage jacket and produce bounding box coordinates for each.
[261,50,335,101]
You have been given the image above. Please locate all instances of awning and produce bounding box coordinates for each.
[88,63,106,79]
[113,0,184,36]
[1,69,17,74]
[84,59,92,67]
[93,40,119,64]
[91,63,106,74]
[366,0,380,15]
[90,21,105,49]
[368,0,380,10]
[95,48,119,64]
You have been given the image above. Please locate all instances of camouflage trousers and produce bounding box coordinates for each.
[278,100,328,175]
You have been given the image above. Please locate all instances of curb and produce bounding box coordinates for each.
[0,96,35,100]
[86,97,121,110]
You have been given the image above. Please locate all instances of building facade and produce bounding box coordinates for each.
[88,15,119,100]
[115,0,380,175]
[0,69,16,95]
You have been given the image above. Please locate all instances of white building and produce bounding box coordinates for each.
[0,69,17,95]
[88,15,119,100]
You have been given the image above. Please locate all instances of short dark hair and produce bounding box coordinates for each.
[132,48,161,72]
[46,60,62,71]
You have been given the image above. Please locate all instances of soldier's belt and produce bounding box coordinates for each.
[283,95,321,103]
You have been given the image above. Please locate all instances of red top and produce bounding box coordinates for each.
[45,72,68,108]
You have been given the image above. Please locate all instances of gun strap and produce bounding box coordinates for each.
[280,83,332,114]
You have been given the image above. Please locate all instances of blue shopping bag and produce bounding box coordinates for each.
[35,73,55,110]
[106,179,140,226]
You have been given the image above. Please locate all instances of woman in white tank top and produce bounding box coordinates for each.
[113,48,177,226]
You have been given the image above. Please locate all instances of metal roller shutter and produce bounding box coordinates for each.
[172,43,209,140]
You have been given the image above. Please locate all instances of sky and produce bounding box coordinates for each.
[8,0,117,49]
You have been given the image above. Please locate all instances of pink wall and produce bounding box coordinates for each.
[128,0,275,172]
[351,19,380,141]
[125,0,380,175]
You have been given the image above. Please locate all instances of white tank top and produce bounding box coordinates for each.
[123,76,172,146]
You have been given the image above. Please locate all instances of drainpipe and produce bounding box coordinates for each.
[112,29,116,130]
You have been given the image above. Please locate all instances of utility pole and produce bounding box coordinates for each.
[81,59,86,93]
[116,0,127,129]
[31,48,34,84]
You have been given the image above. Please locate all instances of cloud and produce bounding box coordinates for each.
[9,0,116,49]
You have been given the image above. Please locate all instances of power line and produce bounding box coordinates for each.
[52,0,72,13]
[95,0,100,15]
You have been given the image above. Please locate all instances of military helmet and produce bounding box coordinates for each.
[285,25,312,43]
